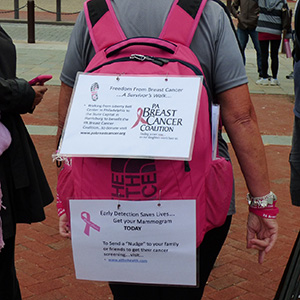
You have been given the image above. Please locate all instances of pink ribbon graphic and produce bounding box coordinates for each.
[81,211,101,236]
[131,108,148,129]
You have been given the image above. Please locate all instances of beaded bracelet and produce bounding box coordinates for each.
[247,191,279,219]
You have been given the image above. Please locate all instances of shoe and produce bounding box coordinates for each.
[270,78,280,86]
[286,71,294,79]
[258,74,272,79]
[256,78,269,85]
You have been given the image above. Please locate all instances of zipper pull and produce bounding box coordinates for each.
[130,54,146,61]
[184,161,191,172]
[130,54,168,66]
[146,56,169,66]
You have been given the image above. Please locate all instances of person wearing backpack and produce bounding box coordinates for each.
[57,0,278,299]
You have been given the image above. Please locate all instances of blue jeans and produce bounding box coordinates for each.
[237,28,262,76]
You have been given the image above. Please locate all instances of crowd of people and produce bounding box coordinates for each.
[230,0,293,86]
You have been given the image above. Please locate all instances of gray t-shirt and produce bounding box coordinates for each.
[60,0,248,215]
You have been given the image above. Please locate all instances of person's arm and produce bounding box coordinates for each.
[217,83,278,263]
[55,12,88,238]
[218,84,269,195]
[0,77,47,113]
[56,81,74,238]
[57,81,73,141]
[56,81,73,166]
[31,85,48,110]
[230,0,240,18]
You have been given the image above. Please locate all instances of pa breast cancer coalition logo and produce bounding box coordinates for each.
[131,108,148,129]
[130,103,182,132]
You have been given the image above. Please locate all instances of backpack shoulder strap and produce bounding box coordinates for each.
[159,0,207,47]
[84,0,126,53]
[84,0,208,52]
[212,0,242,54]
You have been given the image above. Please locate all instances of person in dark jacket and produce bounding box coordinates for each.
[0,26,53,300]
[231,0,262,77]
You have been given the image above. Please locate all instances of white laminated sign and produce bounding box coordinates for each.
[58,73,202,160]
[70,199,197,286]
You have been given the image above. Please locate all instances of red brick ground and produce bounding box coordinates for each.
[17,86,298,299]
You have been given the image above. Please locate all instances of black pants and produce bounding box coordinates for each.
[109,216,232,300]
[259,39,281,79]
[0,235,22,300]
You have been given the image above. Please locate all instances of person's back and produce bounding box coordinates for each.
[256,0,284,35]
[58,1,279,299]
[255,0,283,85]
[61,0,247,95]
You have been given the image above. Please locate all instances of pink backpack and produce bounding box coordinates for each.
[57,0,233,246]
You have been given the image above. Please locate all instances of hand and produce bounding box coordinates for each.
[247,212,278,264]
[31,85,48,109]
[59,213,71,238]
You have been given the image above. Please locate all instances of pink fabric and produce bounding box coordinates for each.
[0,183,4,251]
[56,158,73,222]
[74,0,233,247]
[0,119,11,251]
[84,0,126,54]
[0,121,11,155]
[105,38,177,57]
[258,32,281,41]
[160,0,207,46]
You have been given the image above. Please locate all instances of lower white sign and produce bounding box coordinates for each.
[70,199,197,286]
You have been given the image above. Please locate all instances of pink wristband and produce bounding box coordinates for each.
[249,206,279,219]
[57,208,66,217]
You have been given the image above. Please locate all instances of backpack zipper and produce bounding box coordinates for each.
[87,55,203,75]
[130,54,170,67]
